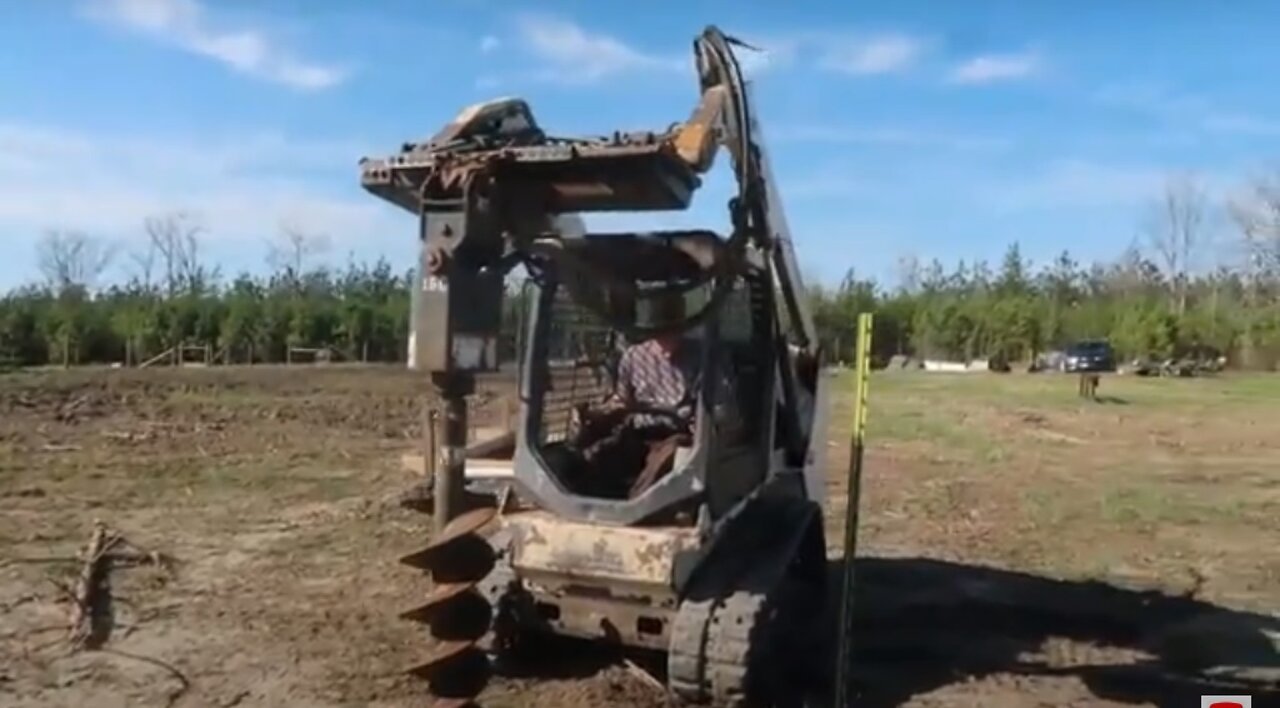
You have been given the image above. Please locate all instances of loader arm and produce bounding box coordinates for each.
[673,32,818,357]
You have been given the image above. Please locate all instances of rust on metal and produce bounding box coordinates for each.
[400,582,486,623]
[359,131,700,216]
[436,507,499,547]
[399,507,499,571]
[408,639,476,675]
[402,535,497,581]
[419,580,477,610]
[399,508,499,705]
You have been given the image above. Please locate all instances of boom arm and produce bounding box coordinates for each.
[672,31,818,353]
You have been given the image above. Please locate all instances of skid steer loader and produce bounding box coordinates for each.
[360,26,831,707]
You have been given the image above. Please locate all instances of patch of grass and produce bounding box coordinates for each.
[1023,468,1270,531]
[1200,372,1280,402]
[1098,484,1195,526]
[874,408,1005,460]
[851,375,1008,462]
[1023,486,1086,527]
[846,368,1280,601]
[1095,481,1264,524]
[866,370,1280,410]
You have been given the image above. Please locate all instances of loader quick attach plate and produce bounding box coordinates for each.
[497,511,702,650]
[360,137,701,215]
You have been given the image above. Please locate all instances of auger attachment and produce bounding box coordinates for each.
[400,507,498,707]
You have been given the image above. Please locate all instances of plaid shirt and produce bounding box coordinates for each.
[614,339,699,426]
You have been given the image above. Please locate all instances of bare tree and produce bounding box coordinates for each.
[895,253,922,294]
[1226,170,1280,296]
[1143,173,1208,316]
[268,224,330,281]
[36,230,115,293]
[144,212,213,295]
[129,240,157,291]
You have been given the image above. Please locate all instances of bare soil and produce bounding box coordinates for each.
[1,366,1277,707]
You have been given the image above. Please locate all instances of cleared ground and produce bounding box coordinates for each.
[1,366,1277,707]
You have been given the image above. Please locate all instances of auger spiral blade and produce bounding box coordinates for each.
[403,507,500,706]
[399,581,476,623]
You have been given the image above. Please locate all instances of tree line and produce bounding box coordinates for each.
[811,175,1280,370]
[811,243,1278,370]
[2,172,1280,370]
[0,214,416,367]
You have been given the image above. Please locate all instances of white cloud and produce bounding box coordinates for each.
[504,21,929,84]
[0,124,369,178]
[513,14,684,84]
[81,0,348,90]
[818,33,924,75]
[479,34,501,54]
[948,52,1041,85]
[1018,160,1166,206]
[724,29,928,77]
[969,160,1234,213]
[769,124,1009,151]
[734,49,773,76]
[1095,82,1280,137]
[0,121,412,285]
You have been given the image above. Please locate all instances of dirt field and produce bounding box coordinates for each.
[2,365,1277,707]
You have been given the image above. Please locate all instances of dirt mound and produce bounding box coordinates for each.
[489,666,672,708]
[0,366,516,451]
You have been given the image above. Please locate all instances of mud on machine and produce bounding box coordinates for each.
[360,26,833,708]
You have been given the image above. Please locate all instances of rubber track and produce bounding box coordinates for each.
[704,588,771,707]
[670,568,785,706]
[668,595,716,701]
[668,500,824,707]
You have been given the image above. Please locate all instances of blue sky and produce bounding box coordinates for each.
[1,0,1278,289]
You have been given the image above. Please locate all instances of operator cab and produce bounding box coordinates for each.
[514,230,769,521]
[535,314,694,499]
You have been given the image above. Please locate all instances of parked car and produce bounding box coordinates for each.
[1062,339,1116,373]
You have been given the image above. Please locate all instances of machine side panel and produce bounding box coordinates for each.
[505,511,700,589]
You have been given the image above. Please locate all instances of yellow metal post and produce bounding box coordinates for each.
[835,312,873,708]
